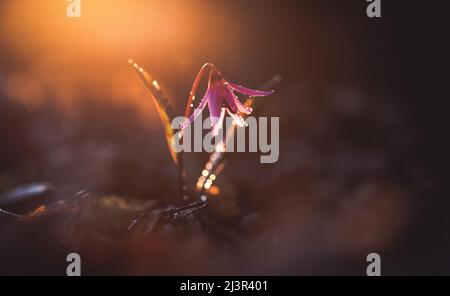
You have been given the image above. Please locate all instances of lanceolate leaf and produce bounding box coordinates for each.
[129,59,177,164]
[129,59,187,200]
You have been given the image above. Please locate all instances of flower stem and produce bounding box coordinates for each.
[184,63,215,118]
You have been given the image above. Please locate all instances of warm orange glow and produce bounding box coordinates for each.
[208,185,220,196]
[0,0,236,123]
[1,0,195,57]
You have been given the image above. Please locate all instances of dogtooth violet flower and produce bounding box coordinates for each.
[180,63,274,136]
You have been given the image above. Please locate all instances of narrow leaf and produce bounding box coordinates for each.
[129,59,177,164]
[129,59,188,200]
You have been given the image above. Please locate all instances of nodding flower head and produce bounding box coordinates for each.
[180,63,274,136]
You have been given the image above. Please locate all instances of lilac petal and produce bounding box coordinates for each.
[223,86,238,113]
[228,82,274,97]
[207,86,224,126]
[224,86,252,114]
[180,91,209,130]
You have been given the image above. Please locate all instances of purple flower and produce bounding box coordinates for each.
[180,64,274,135]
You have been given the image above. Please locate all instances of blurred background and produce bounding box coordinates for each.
[0,0,448,275]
